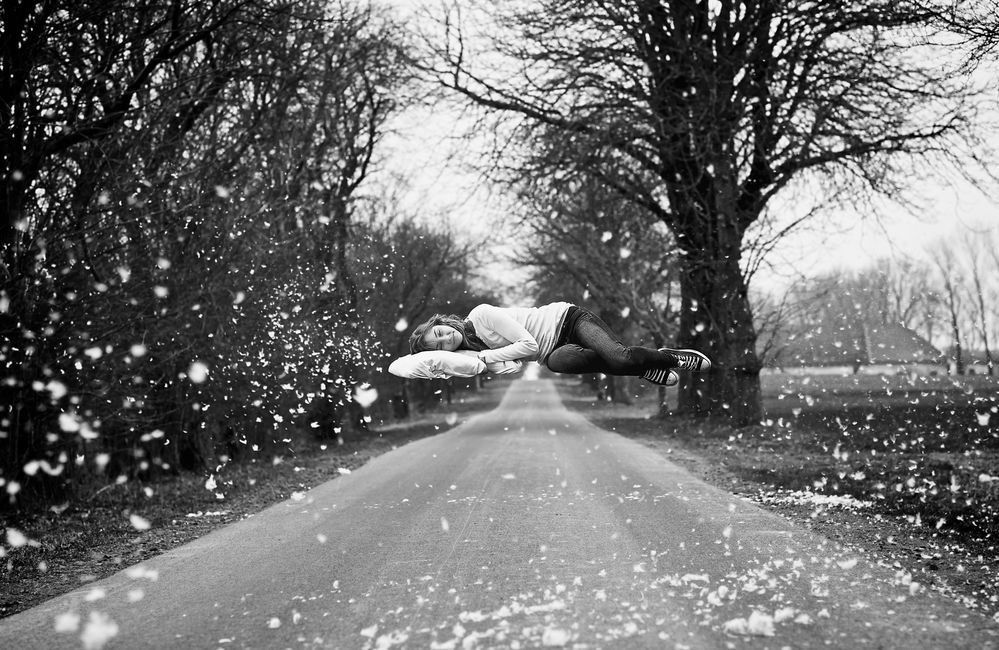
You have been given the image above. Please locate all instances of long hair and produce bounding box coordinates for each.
[409,313,487,353]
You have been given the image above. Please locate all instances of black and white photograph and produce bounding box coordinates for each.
[2,1,999,648]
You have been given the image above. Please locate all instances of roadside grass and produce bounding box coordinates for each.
[557,372,999,617]
[0,378,511,619]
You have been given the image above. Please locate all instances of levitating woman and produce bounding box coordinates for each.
[408,302,710,386]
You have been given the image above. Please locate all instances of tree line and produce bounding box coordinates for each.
[4,0,999,508]
[0,0,487,508]
[760,225,999,375]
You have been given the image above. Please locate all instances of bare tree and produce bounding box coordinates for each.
[927,0,999,69]
[517,177,680,339]
[0,0,254,258]
[0,0,420,503]
[424,0,980,423]
[962,229,995,375]
[930,242,967,374]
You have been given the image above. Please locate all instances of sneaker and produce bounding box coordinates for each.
[661,348,711,372]
[642,368,679,386]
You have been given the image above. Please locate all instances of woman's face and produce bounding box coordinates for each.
[421,324,463,352]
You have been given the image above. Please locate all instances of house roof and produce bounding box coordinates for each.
[772,321,945,368]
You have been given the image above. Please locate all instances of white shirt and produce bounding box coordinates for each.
[467,302,573,367]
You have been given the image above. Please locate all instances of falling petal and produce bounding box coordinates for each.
[353,384,378,408]
[187,361,209,384]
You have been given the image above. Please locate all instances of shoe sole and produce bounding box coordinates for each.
[660,348,711,372]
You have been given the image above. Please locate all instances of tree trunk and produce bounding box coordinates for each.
[949,305,964,376]
[972,273,994,376]
[601,374,633,405]
[942,275,964,375]
[674,239,762,425]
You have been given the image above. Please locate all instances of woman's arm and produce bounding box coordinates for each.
[473,305,540,363]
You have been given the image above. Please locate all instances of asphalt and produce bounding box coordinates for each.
[2,377,997,649]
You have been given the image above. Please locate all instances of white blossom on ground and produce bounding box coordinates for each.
[722,610,776,637]
[80,611,119,650]
[540,626,571,646]
[128,514,151,531]
[54,611,81,633]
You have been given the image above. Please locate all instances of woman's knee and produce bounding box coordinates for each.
[548,345,598,374]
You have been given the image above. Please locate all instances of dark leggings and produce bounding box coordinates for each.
[545,308,672,376]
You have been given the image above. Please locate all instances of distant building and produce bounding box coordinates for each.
[765,321,947,376]
[957,350,995,376]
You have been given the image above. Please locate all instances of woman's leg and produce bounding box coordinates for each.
[546,311,670,375]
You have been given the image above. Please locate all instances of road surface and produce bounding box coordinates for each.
[2,377,997,649]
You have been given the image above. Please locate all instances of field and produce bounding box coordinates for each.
[558,372,999,619]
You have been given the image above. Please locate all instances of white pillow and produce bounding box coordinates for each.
[387,350,484,379]
[387,350,523,379]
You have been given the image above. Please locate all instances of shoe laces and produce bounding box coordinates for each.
[643,368,670,383]
[673,353,701,371]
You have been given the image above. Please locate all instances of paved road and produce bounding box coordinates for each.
[3,378,998,649]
